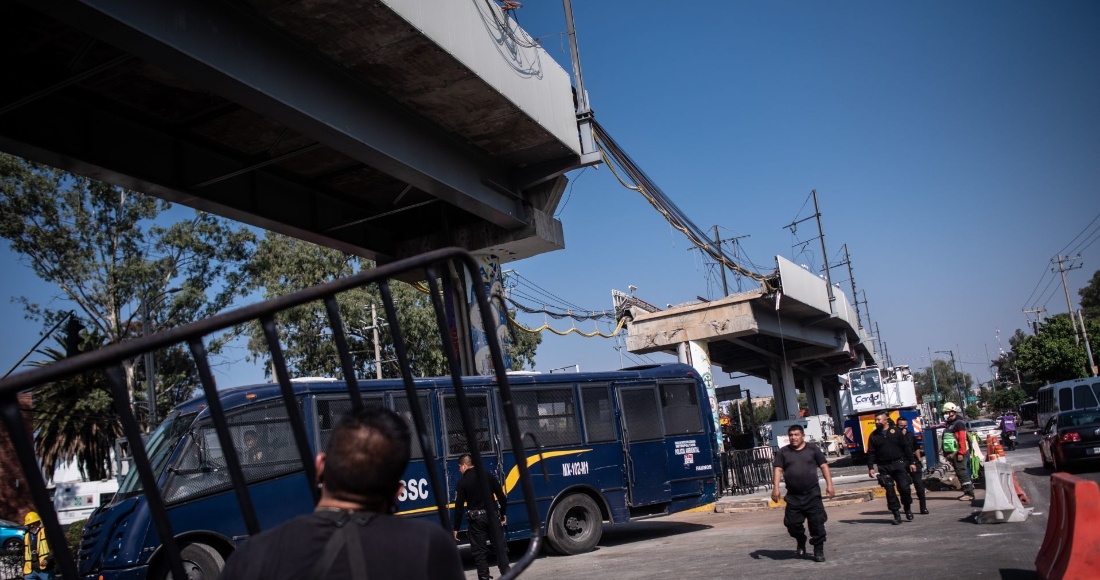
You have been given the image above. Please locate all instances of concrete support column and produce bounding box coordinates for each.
[679,341,723,451]
[808,375,828,417]
[827,384,845,432]
[769,362,800,421]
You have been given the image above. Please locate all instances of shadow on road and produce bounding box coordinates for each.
[460,520,715,571]
[596,520,713,548]
[999,568,1039,580]
[748,549,803,561]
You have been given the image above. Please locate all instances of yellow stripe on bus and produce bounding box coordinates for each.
[504,449,592,494]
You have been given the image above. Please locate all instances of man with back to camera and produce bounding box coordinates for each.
[894,416,928,514]
[218,407,463,580]
[772,424,835,563]
[941,402,976,502]
[453,453,509,580]
[866,411,918,524]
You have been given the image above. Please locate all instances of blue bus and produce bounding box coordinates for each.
[79,363,720,579]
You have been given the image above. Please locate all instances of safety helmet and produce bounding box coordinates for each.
[24,511,40,526]
[942,402,960,413]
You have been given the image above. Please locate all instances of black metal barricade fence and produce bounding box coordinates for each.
[0,247,544,580]
[725,446,777,495]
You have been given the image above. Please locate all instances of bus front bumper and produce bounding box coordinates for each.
[86,565,148,580]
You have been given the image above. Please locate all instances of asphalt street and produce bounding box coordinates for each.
[461,427,1100,580]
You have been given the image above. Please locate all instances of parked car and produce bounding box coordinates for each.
[0,518,24,554]
[1038,410,1100,472]
[966,419,1002,442]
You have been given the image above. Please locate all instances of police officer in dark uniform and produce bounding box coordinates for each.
[895,417,928,514]
[866,411,917,525]
[453,453,509,580]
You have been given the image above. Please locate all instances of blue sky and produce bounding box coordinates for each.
[2,1,1099,399]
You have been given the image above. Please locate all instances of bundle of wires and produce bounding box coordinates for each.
[593,120,773,291]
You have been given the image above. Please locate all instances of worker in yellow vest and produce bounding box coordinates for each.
[22,511,54,579]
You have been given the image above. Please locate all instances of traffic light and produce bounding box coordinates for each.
[64,317,85,357]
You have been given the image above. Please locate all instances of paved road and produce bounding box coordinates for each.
[461,429,1100,580]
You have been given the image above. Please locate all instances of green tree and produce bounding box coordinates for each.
[1079,269,1100,321]
[242,233,540,377]
[913,359,971,405]
[1015,314,1094,384]
[1,153,255,475]
[28,338,120,482]
[989,387,1028,414]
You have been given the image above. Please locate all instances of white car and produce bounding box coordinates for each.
[966,419,1002,442]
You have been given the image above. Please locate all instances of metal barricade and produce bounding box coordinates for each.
[725,446,777,495]
[0,247,543,580]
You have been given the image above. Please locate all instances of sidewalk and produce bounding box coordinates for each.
[715,473,909,513]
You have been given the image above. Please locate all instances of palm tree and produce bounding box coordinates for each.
[30,338,121,482]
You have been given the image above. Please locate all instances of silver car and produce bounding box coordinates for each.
[966,419,1002,442]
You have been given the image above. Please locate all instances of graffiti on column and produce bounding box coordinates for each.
[466,254,513,375]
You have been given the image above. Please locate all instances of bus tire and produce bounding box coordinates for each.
[545,493,602,555]
[161,542,224,580]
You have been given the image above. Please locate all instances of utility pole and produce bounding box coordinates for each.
[812,190,835,309]
[142,299,156,431]
[713,225,729,297]
[1023,307,1046,334]
[844,244,861,329]
[986,343,995,391]
[874,321,883,360]
[371,303,382,380]
[1052,254,1083,343]
[783,189,834,310]
[937,350,965,407]
[1079,309,1097,377]
[927,347,940,419]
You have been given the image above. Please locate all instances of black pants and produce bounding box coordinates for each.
[783,489,827,546]
[911,460,927,510]
[877,461,913,512]
[468,514,508,580]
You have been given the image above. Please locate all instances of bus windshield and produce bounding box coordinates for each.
[117,412,195,499]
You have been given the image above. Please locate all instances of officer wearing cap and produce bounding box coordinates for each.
[866,412,918,524]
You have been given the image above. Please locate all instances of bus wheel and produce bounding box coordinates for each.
[546,494,602,555]
[161,542,224,580]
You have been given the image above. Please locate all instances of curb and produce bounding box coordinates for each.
[715,488,879,513]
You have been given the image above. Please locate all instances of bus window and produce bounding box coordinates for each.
[391,393,434,459]
[659,382,703,436]
[502,388,580,449]
[1059,388,1074,413]
[619,388,663,442]
[316,395,383,450]
[1094,383,1100,405]
[581,385,616,443]
[1074,384,1098,410]
[163,403,304,503]
[444,394,493,456]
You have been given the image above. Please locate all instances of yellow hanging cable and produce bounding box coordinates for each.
[509,313,626,338]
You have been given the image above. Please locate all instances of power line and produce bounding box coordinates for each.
[1057,211,1100,257]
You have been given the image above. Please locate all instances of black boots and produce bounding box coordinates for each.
[813,545,825,563]
[891,510,902,525]
[920,506,930,515]
[795,538,806,557]
[905,508,914,521]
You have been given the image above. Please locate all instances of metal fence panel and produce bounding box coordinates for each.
[0,247,543,580]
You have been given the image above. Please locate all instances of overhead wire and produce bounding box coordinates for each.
[593,121,773,290]
[1057,211,1100,257]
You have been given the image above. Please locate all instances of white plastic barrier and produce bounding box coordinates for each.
[977,459,1033,524]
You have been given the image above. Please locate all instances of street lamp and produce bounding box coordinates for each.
[141,287,180,431]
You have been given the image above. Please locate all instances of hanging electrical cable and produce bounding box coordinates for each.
[593,121,774,291]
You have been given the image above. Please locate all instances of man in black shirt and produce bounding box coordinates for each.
[772,424,835,563]
[866,412,918,524]
[895,417,928,514]
[218,407,463,580]
[453,453,509,580]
